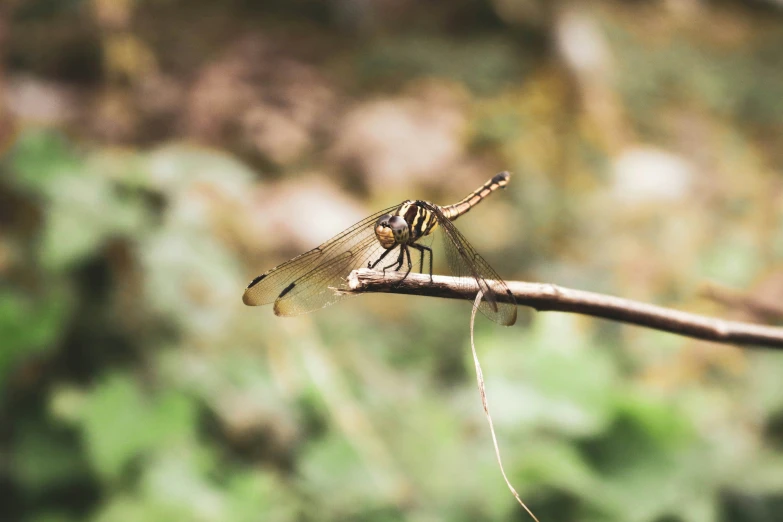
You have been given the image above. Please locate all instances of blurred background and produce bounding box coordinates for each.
[2,0,783,521]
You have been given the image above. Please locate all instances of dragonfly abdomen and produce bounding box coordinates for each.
[392,171,511,243]
[440,171,509,221]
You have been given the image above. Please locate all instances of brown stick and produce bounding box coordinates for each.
[345,269,783,349]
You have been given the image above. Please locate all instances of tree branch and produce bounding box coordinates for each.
[345,269,783,349]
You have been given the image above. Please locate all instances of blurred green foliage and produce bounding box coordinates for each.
[2,1,783,522]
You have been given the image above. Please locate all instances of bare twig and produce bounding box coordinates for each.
[346,269,783,349]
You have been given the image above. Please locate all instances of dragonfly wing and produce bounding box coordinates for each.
[273,233,386,316]
[243,248,324,306]
[243,205,397,314]
[428,204,517,326]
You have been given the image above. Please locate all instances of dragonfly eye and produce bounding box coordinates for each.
[388,216,407,232]
[376,214,391,228]
[388,216,409,241]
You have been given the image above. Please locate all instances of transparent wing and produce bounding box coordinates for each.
[426,203,517,326]
[243,205,397,315]
[273,232,388,316]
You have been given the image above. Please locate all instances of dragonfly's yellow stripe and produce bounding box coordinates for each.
[391,172,510,241]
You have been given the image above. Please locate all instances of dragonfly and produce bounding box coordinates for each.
[242,172,518,325]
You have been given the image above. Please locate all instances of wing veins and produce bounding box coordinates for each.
[243,205,396,306]
[426,203,517,325]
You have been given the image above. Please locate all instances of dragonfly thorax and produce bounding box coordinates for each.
[374,213,409,248]
[375,200,441,249]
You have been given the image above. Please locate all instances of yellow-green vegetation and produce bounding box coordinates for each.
[2,1,783,521]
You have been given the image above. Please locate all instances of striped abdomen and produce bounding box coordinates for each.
[386,171,511,244]
[439,171,510,221]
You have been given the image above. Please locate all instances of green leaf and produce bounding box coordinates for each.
[6,129,80,194]
[477,313,618,436]
[226,470,299,522]
[80,374,196,480]
[139,450,223,521]
[39,174,147,270]
[0,288,70,389]
[81,374,152,480]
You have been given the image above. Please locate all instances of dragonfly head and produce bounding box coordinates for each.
[375,214,409,248]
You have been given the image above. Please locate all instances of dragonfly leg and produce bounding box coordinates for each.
[398,245,414,284]
[368,246,396,269]
[383,246,406,273]
[410,243,433,283]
